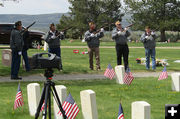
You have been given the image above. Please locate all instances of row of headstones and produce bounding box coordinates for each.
[27,83,98,119]
[115,65,180,92]
[27,83,151,119]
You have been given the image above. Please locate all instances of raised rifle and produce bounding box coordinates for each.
[93,23,114,34]
[55,26,73,38]
[122,24,133,32]
[20,21,36,35]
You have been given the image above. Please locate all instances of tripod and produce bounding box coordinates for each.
[35,68,67,119]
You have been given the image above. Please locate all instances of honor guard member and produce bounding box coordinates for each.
[22,30,30,71]
[10,21,24,80]
[84,22,104,70]
[112,21,131,71]
[140,26,157,70]
[45,23,64,70]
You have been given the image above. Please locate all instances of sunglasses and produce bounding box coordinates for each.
[117,24,121,26]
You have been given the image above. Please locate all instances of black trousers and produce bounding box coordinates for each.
[115,44,129,70]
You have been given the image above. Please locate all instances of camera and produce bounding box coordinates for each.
[31,53,60,70]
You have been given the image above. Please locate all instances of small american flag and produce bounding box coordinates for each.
[41,101,48,112]
[58,93,79,119]
[123,68,134,85]
[14,83,24,110]
[104,64,115,80]
[118,103,124,119]
[158,66,168,80]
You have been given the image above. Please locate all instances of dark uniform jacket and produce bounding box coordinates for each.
[84,30,104,48]
[23,31,30,50]
[45,30,64,48]
[112,28,131,45]
[10,28,24,51]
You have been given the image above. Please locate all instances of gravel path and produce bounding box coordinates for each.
[0,71,179,82]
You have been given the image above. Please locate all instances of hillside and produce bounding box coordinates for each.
[0,13,66,32]
[0,13,131,32]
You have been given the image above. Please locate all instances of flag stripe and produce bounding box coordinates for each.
[57,93,79,118]
[14,84,24,110]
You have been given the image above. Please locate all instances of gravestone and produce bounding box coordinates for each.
[80,90,98,119]
[27,83,40,116]
[132,101,151,119]
[171,73,180,92]
[115,65,125,84]
[53,85,67,119]
[2,49,12,66]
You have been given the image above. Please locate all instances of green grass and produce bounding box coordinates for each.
[0,47,180,76]
[0,77,179,119]
[60,39,180,47]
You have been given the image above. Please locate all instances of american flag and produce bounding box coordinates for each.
[14,83,24,110]
[118,103,124,119]
[104,64,115,80]
[58,93,79,119]
[123,68,134,85]
[41,101,48,112]
[158,66,168,80]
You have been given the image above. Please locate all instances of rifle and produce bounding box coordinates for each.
[20,21,36,35]
[54,26,73,38]
[122,24,133,32]
[93,23,114,34]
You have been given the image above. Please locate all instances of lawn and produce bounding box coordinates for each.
[0,47,180,76]
[0,77,179,119]
[60,39,180,47]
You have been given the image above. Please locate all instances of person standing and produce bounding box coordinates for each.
[22,30,30,71]
[84,22,104,70]
[140,26,157,70]
[10,21,24,80]
[112,21,131,71]
[45,23,64,70]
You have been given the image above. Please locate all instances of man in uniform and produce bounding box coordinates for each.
[140,26,157,70]
[112,21,131,71]
[45,23,64,70]
[22,30,30,71]
[10,21,24,80]
[84,22,104,70]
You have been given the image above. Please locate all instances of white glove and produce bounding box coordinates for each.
[124,27,128,31]
[145,36,149,39]
[18,51,22,55]
[51,35,56,39]
[60,32,64,35]
[151,32,155,35]
[90,33,95,37]
[117,31,122,35]
[100,28,104,32]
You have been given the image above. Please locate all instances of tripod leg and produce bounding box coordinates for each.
[35,84,46,119]
[48,86,51,119]
[43,83,50,119]
[52,85,67,119]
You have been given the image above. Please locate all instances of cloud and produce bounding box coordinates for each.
[0,0,70,14]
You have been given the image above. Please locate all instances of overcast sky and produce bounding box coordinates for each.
[0,0,70,14]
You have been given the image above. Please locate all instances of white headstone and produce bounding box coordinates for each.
[171,73,180,92]
[43,42,48,51]
[115,65,125,84]
[132,101,151,119]
[80,90,98,119]
[53,85,67,119]
[27,83,41,116]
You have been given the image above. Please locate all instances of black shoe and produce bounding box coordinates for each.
[11,77,22,80]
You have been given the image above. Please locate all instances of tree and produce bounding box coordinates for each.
[124,0,180,42]
[0,0,19,7]
[57,0,124,39]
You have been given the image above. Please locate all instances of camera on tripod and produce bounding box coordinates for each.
[31,53,61,70]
